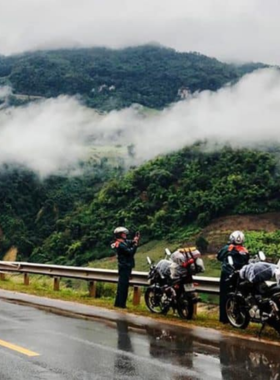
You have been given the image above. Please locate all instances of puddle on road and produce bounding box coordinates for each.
[115,319,280,380]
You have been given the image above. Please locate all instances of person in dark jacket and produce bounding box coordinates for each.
[217,230,249,323]
[111,227,140,308]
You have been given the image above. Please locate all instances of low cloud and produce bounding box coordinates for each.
[0,86,12,99]
[1,0,280,65]
[0,68,280,176]
[0,86,12,111]
[0,96,100,176]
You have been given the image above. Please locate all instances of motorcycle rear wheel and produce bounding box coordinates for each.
[270,292,280,334]
[177,295,194,320]
[226,295,250,329]
[268,319,280,334]
[145,287,165,314]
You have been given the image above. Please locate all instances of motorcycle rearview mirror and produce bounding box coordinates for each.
[147,256,152,265]
[227,256,234,266]
[258,251,266,261]
[165,248,171,256]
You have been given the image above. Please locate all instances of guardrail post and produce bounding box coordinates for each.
[0,273,5,280]
[133,286,141,305]
[24,273,29,286]
[53,277,60,291]
[89,281,97,297]
[193,303,197,318]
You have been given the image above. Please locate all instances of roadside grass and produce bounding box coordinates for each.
[90,240,179,271]
[200,255,221,277]
[1,273,280,343]
[90,241,222,277]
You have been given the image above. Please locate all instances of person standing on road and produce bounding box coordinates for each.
[111,227,140,308]
[217,230,249,323]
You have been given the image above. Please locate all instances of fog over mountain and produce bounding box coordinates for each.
[0,68,280,176]
[1,0,280,65]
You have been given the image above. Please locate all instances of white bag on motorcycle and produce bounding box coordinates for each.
[171,250,187,265]
[171,248,204,275]
[195,257,205,273]
[155,259,171,278]
[169,262,183,279]
[239,262,277,283]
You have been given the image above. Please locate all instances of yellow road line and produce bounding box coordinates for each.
[0,339,40,357]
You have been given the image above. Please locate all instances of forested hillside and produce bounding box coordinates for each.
[1,145,280,265]
[0,159,125,263]
[0,45,267,110]
[0,45,276,265]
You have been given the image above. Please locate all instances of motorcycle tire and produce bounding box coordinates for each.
[269,292,280,334]
[177,295,194,320]
[268,319,280,335]
[225,295,250,329]
[145,286,165,314]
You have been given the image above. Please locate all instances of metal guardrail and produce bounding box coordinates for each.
[0,261,220,295]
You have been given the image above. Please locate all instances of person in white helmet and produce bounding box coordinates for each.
[217,230,249,323]
[111,227,140,308]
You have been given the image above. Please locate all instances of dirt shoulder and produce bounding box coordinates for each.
[198,212,280,252]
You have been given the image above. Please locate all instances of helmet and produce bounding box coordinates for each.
[229,230,245,245]
[114,227,129,236]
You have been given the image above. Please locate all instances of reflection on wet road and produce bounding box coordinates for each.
[146,324,280,380]
[0,298,279,379]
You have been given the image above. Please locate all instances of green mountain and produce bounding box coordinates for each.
[0,45,267,111]
[2,145,280,265]
[0,45,275,265]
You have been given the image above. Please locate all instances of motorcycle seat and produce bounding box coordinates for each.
[239,280,251,288]
[171,273,189,285]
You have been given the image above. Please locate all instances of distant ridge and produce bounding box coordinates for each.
[0,45,268,111]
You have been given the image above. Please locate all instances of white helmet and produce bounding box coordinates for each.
[229,230,245,245]
[114,227,129,236]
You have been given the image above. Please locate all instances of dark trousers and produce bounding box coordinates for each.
[114,265,132,308]
[219,270,230,323]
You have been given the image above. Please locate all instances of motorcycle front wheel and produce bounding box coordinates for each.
[145,286,165,314]
[226,295,250,329]
[177,295,194,320]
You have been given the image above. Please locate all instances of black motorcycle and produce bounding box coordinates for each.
[144,249,202,320]
[226,254,280,336]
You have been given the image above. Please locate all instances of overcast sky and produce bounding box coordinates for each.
[0,0,280,65]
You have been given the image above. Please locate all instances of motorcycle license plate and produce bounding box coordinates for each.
[184,283,195,292]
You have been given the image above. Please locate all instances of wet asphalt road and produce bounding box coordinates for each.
[0,293,280,380]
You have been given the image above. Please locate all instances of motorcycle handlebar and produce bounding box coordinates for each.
[226,270,239,282]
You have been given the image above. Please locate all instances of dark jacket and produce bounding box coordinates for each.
[112,239,137,268]
[217,244,249,274]
[217,243,249,323]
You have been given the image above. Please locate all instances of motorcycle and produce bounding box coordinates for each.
[144,248,204,320]
[225,252,280,336]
